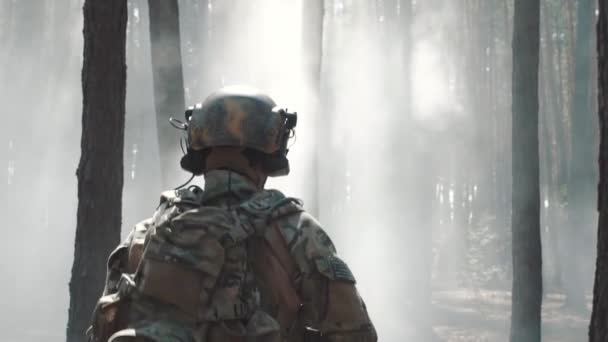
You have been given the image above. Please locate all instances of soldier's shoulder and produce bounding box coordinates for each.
[273,206,336,254]
[240,188,303,217]
[158,185,204,209]
[271,207,346,280]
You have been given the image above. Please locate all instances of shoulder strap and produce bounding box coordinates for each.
[239,190,303,229]
[158,185,204,208]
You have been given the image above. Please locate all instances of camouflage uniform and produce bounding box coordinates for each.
[88,86,376,341]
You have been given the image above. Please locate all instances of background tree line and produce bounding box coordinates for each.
[0,0,607,341]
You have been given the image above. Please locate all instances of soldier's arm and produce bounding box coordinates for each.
[102,218,152,295]
[87,218,153,341]
[278,212,377,341]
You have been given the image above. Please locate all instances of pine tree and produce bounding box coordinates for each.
[510,0,543,341]
[589,1,608,340]
[565,0,597,309]
[66,1,127,340]
[148,0,186,189]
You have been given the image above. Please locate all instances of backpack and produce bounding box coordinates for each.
[89,186,304,342]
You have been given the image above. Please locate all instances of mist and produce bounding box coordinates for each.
[0,0,598,341]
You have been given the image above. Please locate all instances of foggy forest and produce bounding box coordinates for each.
[3,0,608,341]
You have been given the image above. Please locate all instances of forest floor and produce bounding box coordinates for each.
[5,289,590,342]
[433,289,590,342]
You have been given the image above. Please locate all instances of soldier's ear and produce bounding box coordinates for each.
[180,149,206,175]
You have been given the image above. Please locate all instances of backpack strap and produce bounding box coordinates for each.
[239,189,303,232]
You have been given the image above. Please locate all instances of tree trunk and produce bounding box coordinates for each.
[123,0,161,229]
[549,3,571,296]
[178,0,209,101]
[66,1,127,341]
[510,0,542,341]
[564,0,597,309]
[494,0,512,239]
[567,0,576,127]
[470,0,495,234]
[302,0,324,95]
[590,1,608,340]
[302,0,324,217]
[148,0,186,189]
[399,0,413,123]
[0,0,13,221]
[539,1,560,292]
[0,0,13,67]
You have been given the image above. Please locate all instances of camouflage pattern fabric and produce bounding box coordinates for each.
[188,86,286,154]
[89,170,376,342]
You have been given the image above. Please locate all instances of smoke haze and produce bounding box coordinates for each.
[0,0,597,341]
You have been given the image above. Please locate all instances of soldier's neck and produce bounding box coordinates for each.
[201,170,265,204]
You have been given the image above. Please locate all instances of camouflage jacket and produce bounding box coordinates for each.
[89,170,376,342]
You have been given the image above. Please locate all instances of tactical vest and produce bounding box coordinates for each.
[90,186,305,342]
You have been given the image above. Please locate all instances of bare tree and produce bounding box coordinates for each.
[589,1,608,340]
[510,0,542,341]
[66,0,127,341]
[148,0,186,189]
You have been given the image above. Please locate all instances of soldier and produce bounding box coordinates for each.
[88,86,377,342]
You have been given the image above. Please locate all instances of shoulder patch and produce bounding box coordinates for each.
[314,255,356,284]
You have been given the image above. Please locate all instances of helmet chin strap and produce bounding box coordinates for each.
[204,147,268,189]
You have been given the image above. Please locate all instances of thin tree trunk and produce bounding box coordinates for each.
[0,0,13,68]
[494,0,512,236]
[540,0,564,292]
[123,0,160,228]
[550,5,571,296]
[302,0,324,217]
[471,0,495,234]
[177,0,209,101]
[148,0,186,189]
[400,0,412,120]
[555,6,570,181]
[590,1,608,339]
[567,0,576,131]
[564,0,596,309]
[0,0,12,221]
[539,13,552,290]
[66,1,127,341]
[510,0,542,341]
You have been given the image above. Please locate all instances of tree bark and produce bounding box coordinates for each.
[510,0,542,341]
[590,1,608,340]
[148,0,186,189]
[66,1,127,341]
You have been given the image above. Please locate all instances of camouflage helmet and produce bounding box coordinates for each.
[179,86,297,177]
